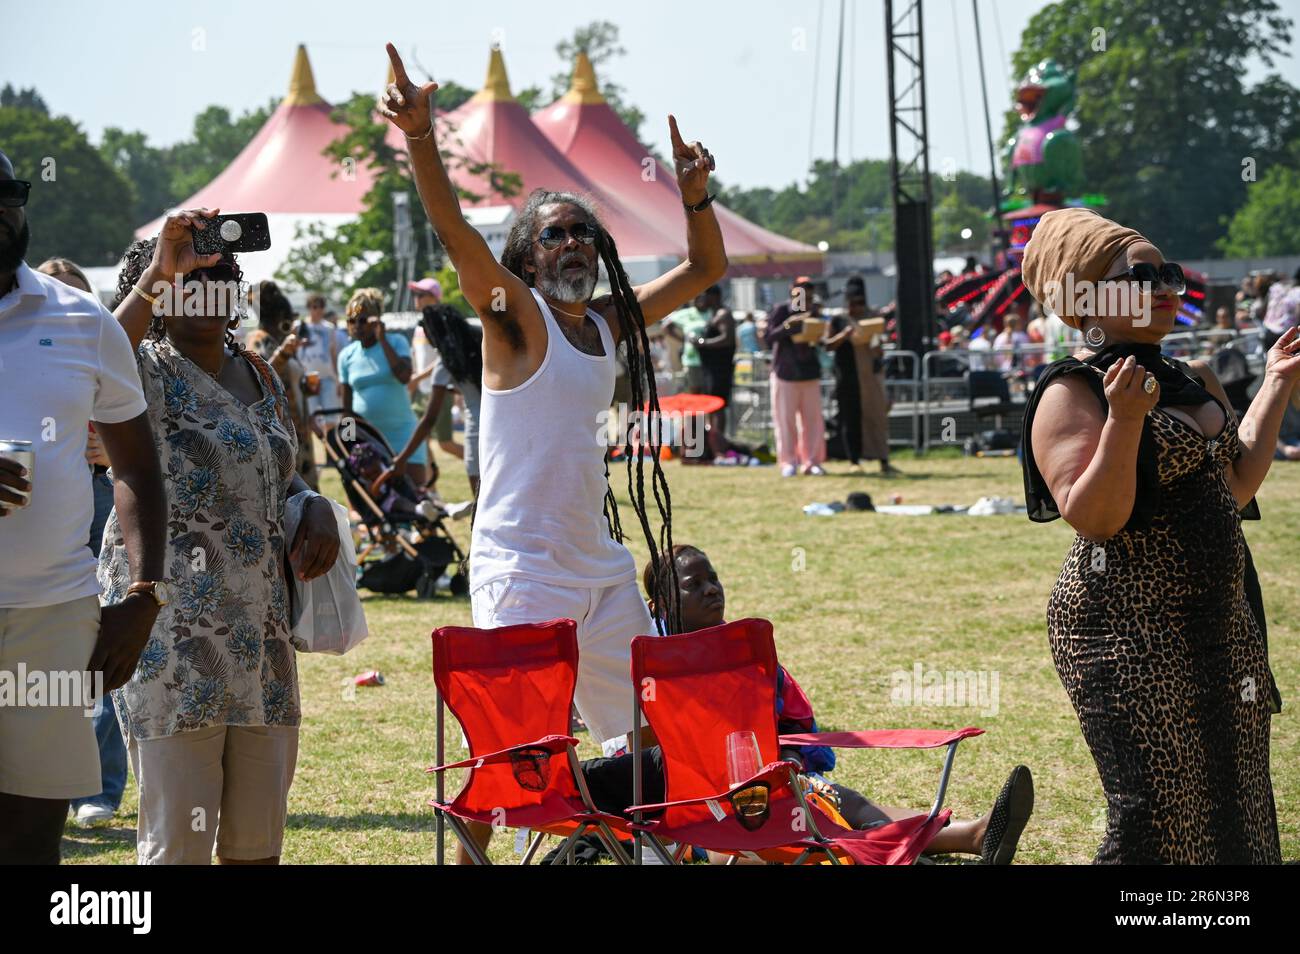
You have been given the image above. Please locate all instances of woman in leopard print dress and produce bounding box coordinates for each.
[1019,209,1300,864]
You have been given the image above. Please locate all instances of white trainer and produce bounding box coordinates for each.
[72,803,114,826]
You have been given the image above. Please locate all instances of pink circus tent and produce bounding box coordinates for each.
[135,45,376,282]
[428,49,686,264]
[533,53,823,278]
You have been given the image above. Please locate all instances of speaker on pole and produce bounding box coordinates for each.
[894,199,935,357]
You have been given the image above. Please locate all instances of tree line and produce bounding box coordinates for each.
[2,3,1297,288]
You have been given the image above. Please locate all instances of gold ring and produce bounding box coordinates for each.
[1143,374,1157,394]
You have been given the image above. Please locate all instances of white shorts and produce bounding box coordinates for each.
[0,595,102,799]
[470,576,656,743]
[128,723,299,864]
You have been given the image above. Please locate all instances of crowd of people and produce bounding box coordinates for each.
[2,37,1299,867]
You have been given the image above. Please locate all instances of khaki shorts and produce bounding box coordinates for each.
[128,723,299,864]
[0,595,102,799]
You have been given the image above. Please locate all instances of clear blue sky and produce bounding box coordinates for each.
[7,0,1300,190]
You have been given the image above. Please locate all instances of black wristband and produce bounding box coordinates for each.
[684,193,716,213]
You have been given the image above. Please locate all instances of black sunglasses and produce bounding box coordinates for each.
[537,223,597,250]
[1103,262,1186,294]
[190,262,237,281]
[0,179,32,209]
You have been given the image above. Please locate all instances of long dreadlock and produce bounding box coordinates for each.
[500,189,682,634]
[419,303,483,387]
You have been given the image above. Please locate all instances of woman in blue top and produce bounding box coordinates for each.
[337,288,428,485]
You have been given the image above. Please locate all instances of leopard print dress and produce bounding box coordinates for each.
[1046,380,1281,864]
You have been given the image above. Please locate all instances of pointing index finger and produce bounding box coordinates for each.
[386,42,410,87]
[668,114,686,152]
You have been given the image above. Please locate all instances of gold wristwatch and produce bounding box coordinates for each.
[126,580,171,608]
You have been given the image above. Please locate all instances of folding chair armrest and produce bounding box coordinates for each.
[625,760,798,815]
[426,734,578,774]
[778,727,984,750]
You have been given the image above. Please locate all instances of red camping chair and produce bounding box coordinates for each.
[626,618,984,865]
[429,618,639,865]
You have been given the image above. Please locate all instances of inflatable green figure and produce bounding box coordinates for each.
[1001,59,1084,209]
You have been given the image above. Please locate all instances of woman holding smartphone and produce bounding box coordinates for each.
[105,209,340,865]
[337,287,427,485]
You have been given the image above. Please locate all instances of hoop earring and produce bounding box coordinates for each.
[1084,323,1106,350]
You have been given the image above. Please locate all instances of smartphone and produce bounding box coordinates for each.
[192,212,271,254]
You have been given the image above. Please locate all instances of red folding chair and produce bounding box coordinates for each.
[429,618,638,864]
[627,618,984,865]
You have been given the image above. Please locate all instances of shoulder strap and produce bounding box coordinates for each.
[241,349,294,432]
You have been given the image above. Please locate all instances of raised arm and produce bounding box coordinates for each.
[379,44,530,321]
[114,209,224,350]
[1193,328,1300,508]
[626,116,728,325]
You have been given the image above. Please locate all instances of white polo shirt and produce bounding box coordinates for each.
[0,263,148,608]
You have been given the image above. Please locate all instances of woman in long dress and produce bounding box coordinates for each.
[1020,208,1300,863]
[824,277,896,474]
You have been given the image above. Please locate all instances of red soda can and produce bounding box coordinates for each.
[354,670,385,687]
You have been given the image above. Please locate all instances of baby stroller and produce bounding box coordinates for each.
[320,411,470,598]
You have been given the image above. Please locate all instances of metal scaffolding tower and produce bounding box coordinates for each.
[885,0,936,368]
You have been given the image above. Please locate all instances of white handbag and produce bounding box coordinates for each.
[284,491,370,654]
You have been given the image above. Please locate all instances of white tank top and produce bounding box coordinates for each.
[469,289,636,591]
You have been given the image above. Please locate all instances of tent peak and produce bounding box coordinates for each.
[471,46,514,103]
[561,51,606,105]
[286,44,324,107]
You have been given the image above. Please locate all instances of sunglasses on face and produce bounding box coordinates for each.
[189,263,238,284]
[0,179,32,209]
[1103,262,1186,294]
[537,223,597,250]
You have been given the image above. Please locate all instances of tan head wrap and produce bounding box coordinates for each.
[1020,208,1150,328]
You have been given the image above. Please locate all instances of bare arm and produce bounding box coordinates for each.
[114,209,224,349]
[372,323,412,384]
[1193,329,1300,507]
[286,473,340,582]
[625,117,728,328]
[697,311,735,350]
[1031,358,1158,541]
[380,44,531,323]
[393,385,450,467]
[91,412,167,691]
[823,319,854,351]
[94,412,166,581]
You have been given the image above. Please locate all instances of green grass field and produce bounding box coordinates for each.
[62,447,1300,864]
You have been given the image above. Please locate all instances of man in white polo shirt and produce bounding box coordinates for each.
[0,150,167,864]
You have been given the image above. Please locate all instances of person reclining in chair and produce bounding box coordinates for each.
[573,544,1035,864]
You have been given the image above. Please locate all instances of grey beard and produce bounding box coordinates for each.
[535,262,597,303]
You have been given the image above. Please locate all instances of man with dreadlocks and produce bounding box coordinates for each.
[380,44,726,859]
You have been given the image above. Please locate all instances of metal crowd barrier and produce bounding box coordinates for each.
[653,327,1267,454]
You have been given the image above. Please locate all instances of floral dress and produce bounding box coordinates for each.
[99,337,300,741]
